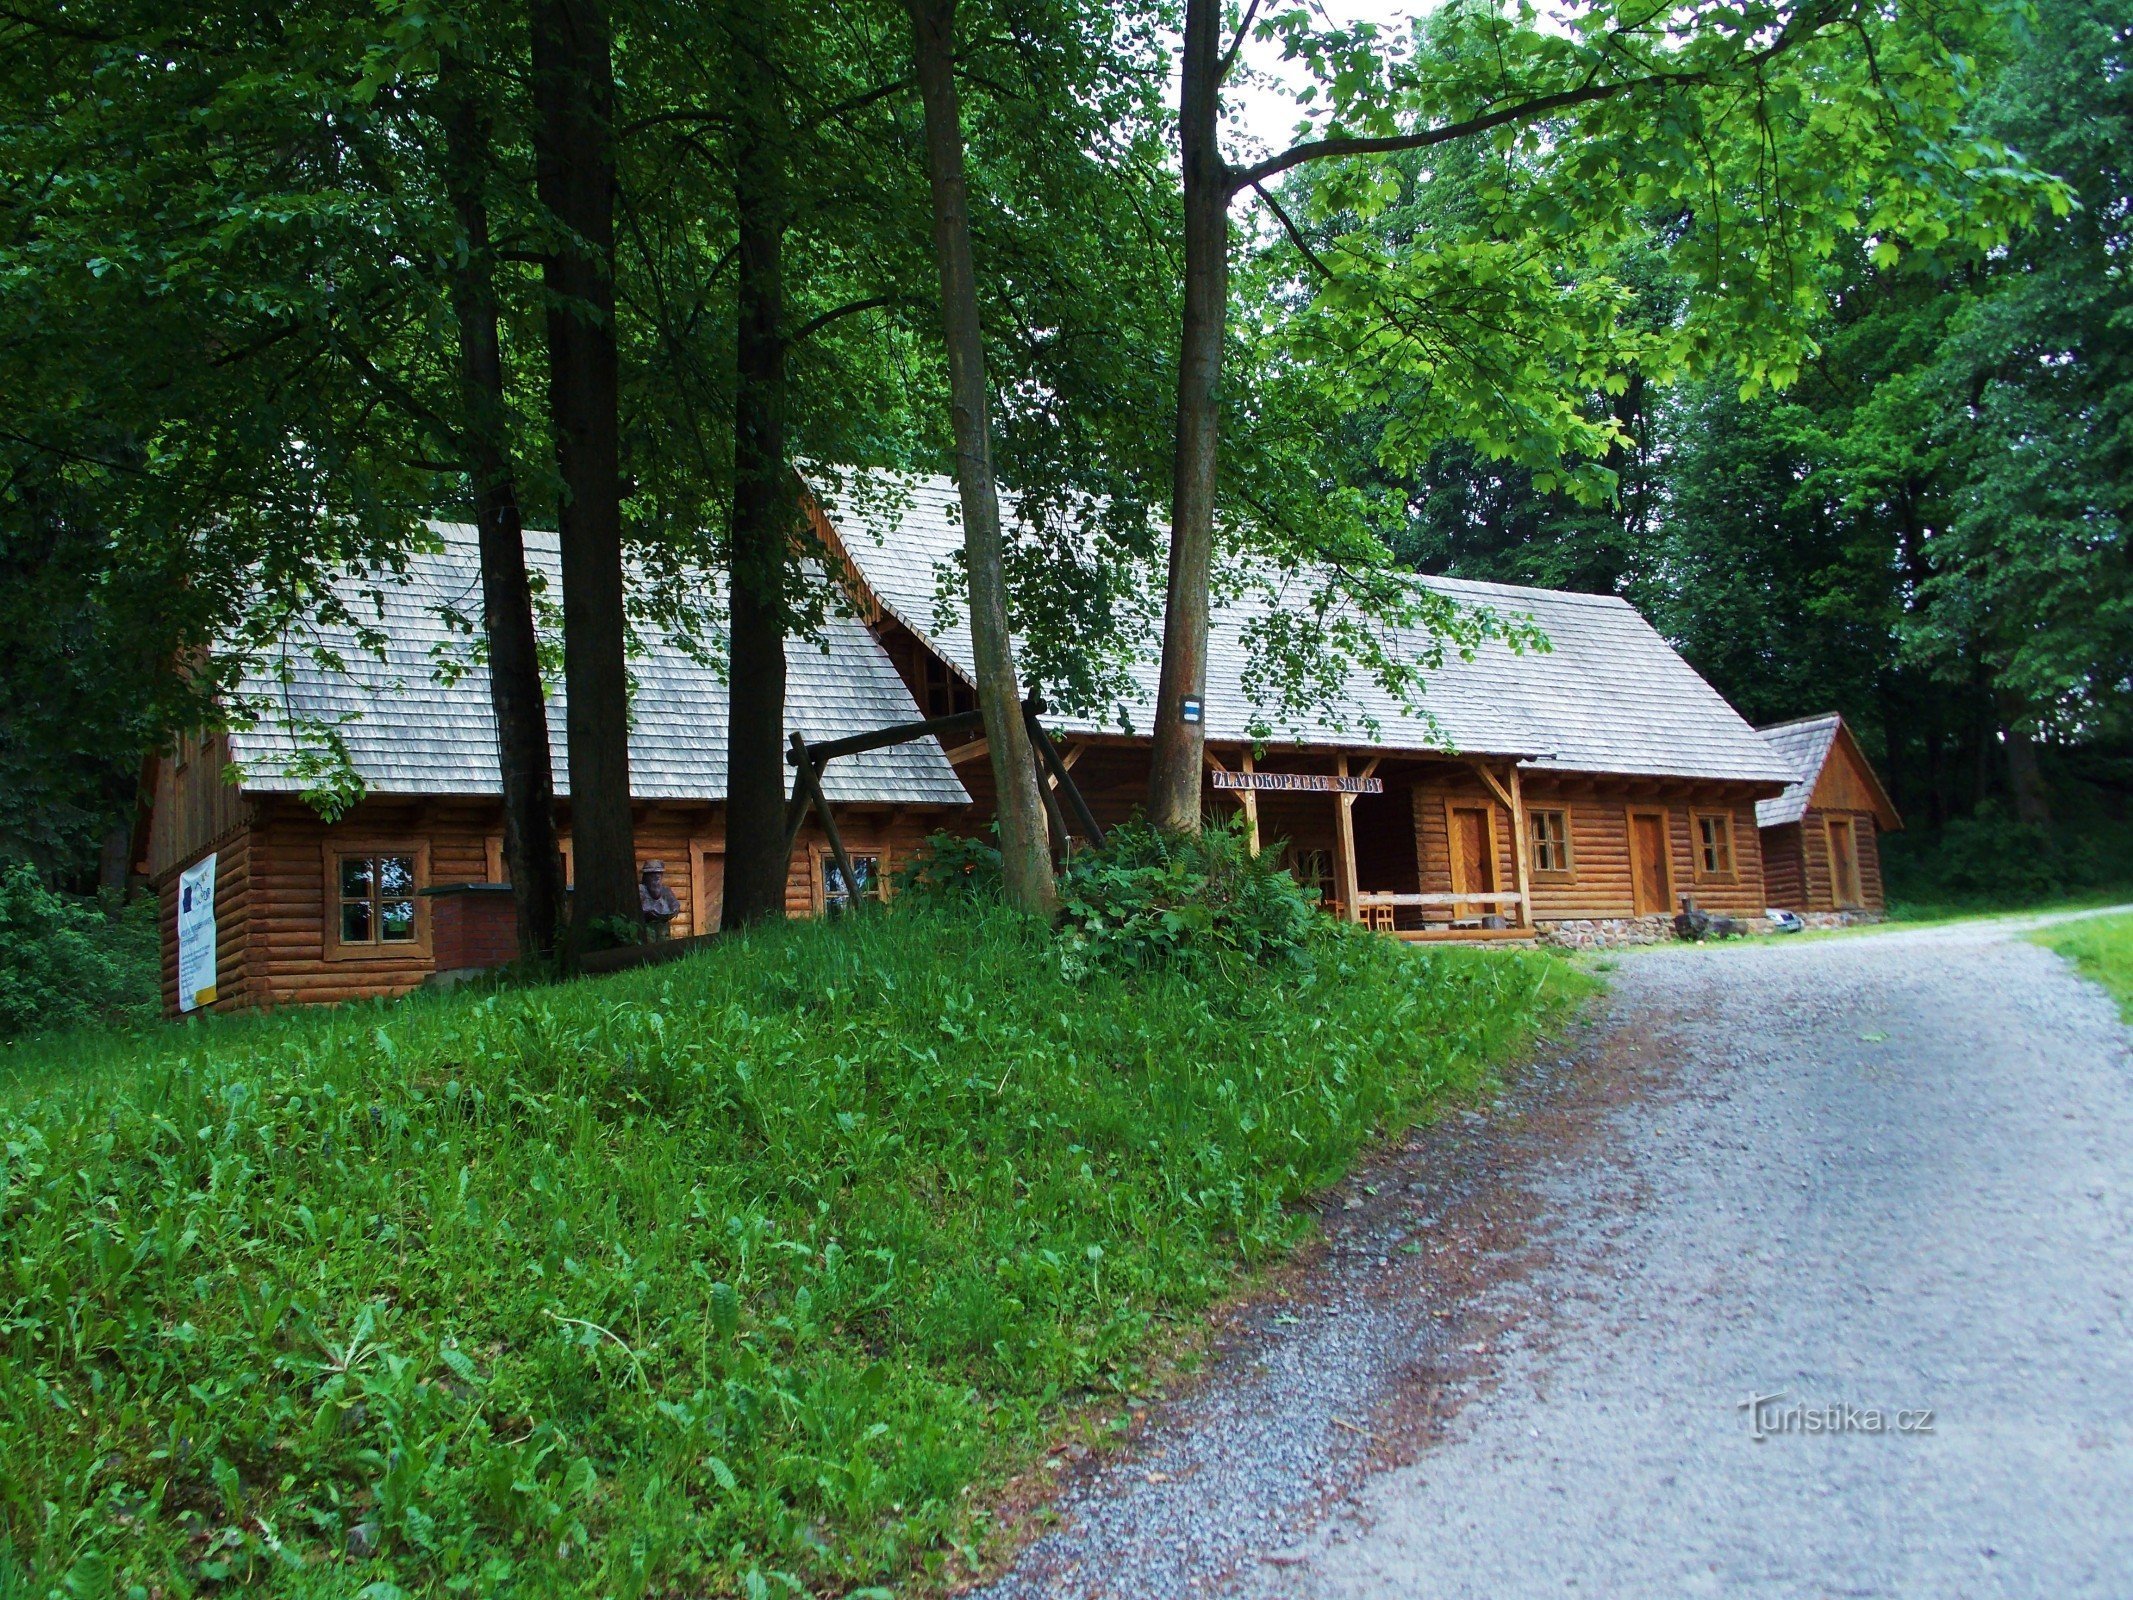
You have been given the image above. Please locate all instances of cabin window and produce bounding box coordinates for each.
[1694,812,1736,880]
[322,840,431,960]
[821,852,884,912]
[922,655,956,718]
[338,853,418,944]
[1529,809,1572,874]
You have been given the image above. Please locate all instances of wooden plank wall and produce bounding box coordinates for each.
[1438,778,1769,923]
[146,733,250,880]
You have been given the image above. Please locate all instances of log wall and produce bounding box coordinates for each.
[160,795,961,1014]
[1782,808,1886,912]
[1761,823,1808,911]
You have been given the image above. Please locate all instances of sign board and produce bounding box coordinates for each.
[1210,770,1384,795]
[176,852,218,1012]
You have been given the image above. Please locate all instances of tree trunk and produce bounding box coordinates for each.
[2001,699,2054,831]
[96,820,131,909]
[721,15,795,930]
[907,0,1058,915]
[442,53,565,963]
[529,0,635,946]
[1146,0,1228,834]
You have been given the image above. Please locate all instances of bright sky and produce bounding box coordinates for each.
[1220,2,1426,160]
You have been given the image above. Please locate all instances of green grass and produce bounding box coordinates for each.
[0,903,1588,1599]
[2032,911,2133,1020]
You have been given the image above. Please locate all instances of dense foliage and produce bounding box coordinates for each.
[0,864,157,1041]
[0,900,1587,1596]
[1315,0,2133,857]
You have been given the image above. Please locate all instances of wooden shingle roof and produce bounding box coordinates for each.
[1755,713,1901,829]
[812,468,1796,787]
[227,523,970,807]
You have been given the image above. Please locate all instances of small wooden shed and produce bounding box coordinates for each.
[1754,714,1902,915]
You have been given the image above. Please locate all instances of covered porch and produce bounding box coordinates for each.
[1203,746,1539,943]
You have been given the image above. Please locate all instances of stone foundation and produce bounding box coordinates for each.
[1536,913,1779,950]
[1797,909,1884,931]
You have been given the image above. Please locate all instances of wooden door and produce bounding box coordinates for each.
[1827,817,1862,908]
[1628,809,1671,915]
[1449,806,1497,899]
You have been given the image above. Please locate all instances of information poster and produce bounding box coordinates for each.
[176,852,218,1012]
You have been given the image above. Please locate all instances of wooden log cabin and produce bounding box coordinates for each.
[807,467,1804,947]
[1755,713,1902,917]
[143,526,970,1013]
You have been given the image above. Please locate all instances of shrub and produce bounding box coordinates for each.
[0,863,158,1041]
[901,819,1325,977]
[1052,818,1321,978]
[894,826,1004,905]
[1881,803,2133,908]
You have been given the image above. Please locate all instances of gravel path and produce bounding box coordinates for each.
[968,910,2133,1600]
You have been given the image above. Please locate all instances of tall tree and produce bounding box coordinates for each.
[439,45,566,962]
[907,0,1057,917]
[529,0,636,943]
[1143,0,2060,832]
[719,0,800,930]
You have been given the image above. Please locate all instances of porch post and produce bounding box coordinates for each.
[1333,754,1360,922]
[1240,750,1260,855]
[1507,761,1531,930]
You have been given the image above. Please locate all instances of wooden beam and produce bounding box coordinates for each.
[1333,754,1360,922]
[1025,708,1105,848]
[791,732,863,912]
[1467,758,1516,814]
[1507,761,1531,930]
[945,737,990,767]
[1240,751,1260,856]
[786,705,986,766]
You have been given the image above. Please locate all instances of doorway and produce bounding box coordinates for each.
[1628,809,1671,916]
[1827,817,1862,908]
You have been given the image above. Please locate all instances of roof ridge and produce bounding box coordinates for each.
[1757,711,1844,733]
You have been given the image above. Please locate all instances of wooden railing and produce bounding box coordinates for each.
[1351,892,1527,912]
[1347,890,1529,937]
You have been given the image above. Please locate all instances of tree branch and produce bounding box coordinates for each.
[786,294,895,348]
[1217,0,1265,88]
[1230,78,1650,192]
[1232,0,1855,192]
[1251,181,1335,280]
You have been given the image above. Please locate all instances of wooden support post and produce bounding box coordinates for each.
[1240,750,1260,855]
[1025,706,1104,848]
[1507,762,1531,930]
[782,778,813,859]
[791,732,863,912]
[1333,755,1360,922]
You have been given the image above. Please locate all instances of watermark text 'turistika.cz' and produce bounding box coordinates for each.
[1739,1391,1935,1441]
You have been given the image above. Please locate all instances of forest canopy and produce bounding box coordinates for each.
[0,0,2124,903]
